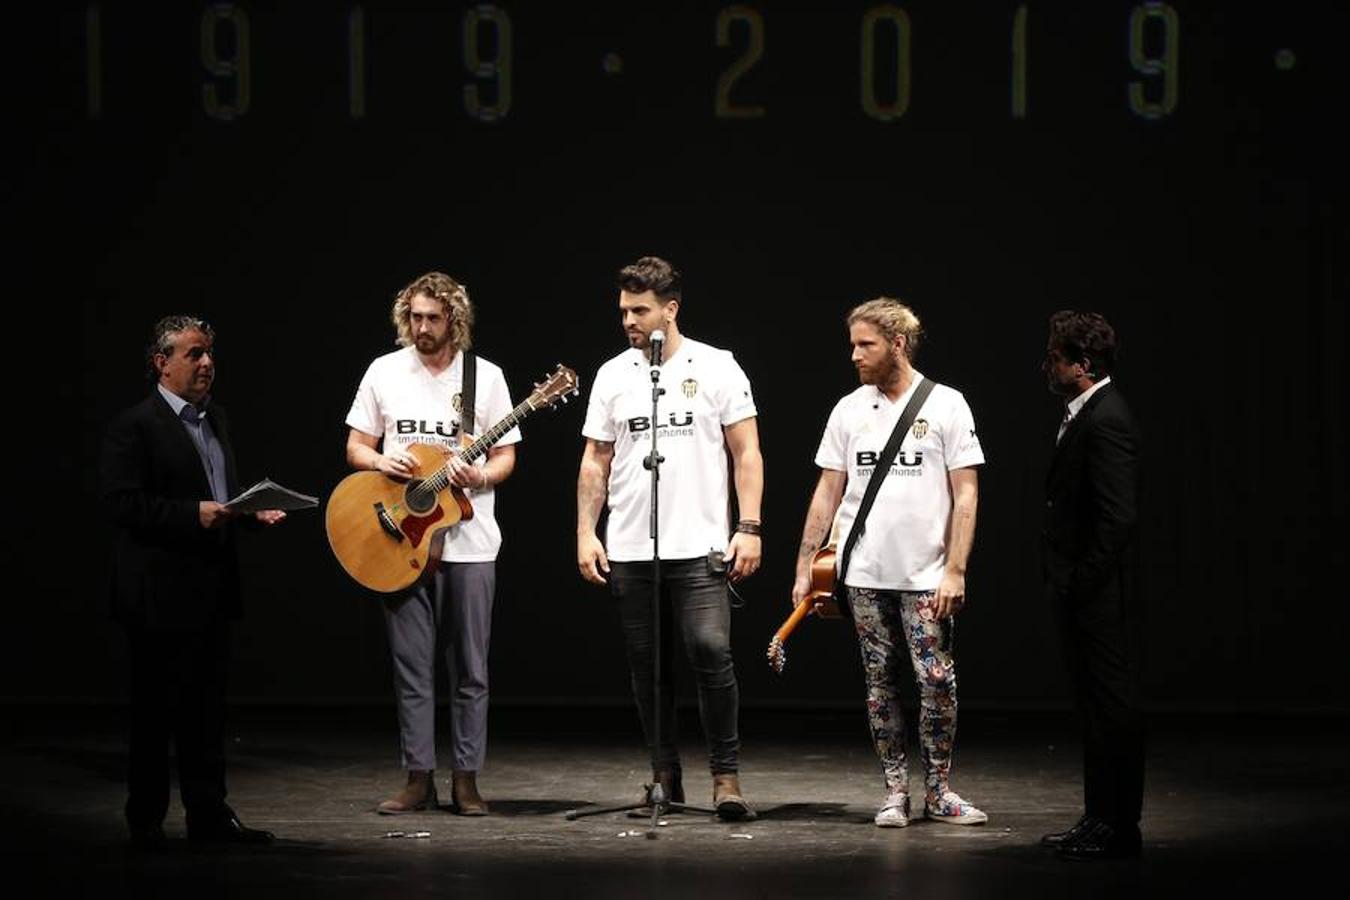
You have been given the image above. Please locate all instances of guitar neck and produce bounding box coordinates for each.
[458,398,537,464]
[420,397,539,493]
[772,600,816,644]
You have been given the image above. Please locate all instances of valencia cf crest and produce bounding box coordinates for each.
[911,418,929,439]
[681,378,699,398]
[451,392,463,413]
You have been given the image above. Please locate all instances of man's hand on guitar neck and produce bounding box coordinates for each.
[445,450,488,490]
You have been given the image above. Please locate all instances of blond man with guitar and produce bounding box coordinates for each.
[343,272,519,817]
[791,298,986,829]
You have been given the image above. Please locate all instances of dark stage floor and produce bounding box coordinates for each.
[2,706,1346,899]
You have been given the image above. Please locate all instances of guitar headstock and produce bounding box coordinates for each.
[527,364,580,410]
[767,637,786,674]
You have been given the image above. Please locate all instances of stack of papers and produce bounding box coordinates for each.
[224,478,319,514]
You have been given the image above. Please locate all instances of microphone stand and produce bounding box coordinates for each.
[565,331,714,836]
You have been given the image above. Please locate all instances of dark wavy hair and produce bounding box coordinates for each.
[617,256,681,303]
[1048,310,1117,379]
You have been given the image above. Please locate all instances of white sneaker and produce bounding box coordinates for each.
[874,793,910,828]
[924,790,988,825]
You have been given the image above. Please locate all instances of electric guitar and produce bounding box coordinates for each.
[325,364,579,593]
[767,542,843,673]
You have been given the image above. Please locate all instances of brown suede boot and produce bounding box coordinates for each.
[627,767,685,817]
[377,770,438,815]
[451,770,489,816]
[713,773,756,821]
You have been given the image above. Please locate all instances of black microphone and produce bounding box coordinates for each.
[648,329,665,367]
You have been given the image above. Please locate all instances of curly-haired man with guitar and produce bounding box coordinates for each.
[343,272,519,817]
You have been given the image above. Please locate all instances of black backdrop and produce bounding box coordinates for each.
[13,1,1346,712]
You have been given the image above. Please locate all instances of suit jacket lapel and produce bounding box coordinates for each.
[1048,383,1115,481]
[1075,383,1113,425]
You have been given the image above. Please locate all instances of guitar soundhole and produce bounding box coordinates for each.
[404,480,437,515]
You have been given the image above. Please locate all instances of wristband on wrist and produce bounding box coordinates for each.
[734,519,762,536]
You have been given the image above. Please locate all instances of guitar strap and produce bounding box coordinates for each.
[834,375,936,617]
[459,350,477,438]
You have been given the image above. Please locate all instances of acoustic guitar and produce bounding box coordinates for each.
[767,542,843,673]
[325,364,579,592]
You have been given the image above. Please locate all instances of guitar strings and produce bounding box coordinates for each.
[402,370,575,505]
[403,397,537,505]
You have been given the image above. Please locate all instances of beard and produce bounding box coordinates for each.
[858,357,898,387]
[415,332,450,354]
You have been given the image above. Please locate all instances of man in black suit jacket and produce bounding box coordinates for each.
[100,315,284,848]
[1039,310,1145,861]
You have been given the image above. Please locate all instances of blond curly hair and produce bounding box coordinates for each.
[391,272,474,351]
[847,297,922,361]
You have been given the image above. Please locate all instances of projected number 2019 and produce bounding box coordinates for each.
[718,3,1182,122]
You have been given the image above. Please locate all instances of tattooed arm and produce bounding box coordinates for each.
[576,438,614,585]
[791,468,847,607]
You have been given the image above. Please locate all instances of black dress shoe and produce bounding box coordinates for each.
[128,823,167,851]
[187,814,274,845]
[1057,820,1141,861]
[1041,815,1097,847]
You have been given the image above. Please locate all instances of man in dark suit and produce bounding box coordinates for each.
[100,315,284,849]
[1039,310,1145,861]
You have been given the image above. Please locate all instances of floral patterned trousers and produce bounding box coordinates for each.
[849,587,959,797]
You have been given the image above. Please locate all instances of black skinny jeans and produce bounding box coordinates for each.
[610,557,740,775]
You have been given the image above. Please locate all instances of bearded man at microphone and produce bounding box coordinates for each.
[576,256,764,820]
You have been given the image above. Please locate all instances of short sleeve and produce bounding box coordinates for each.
[813,400,848,472]
[943,393,985,470]
[716,353,757,426]
[345,363,383,438]
[484,365,521,446]
[581,365,617,442]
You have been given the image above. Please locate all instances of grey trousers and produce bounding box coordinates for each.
[383,561,495,772]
